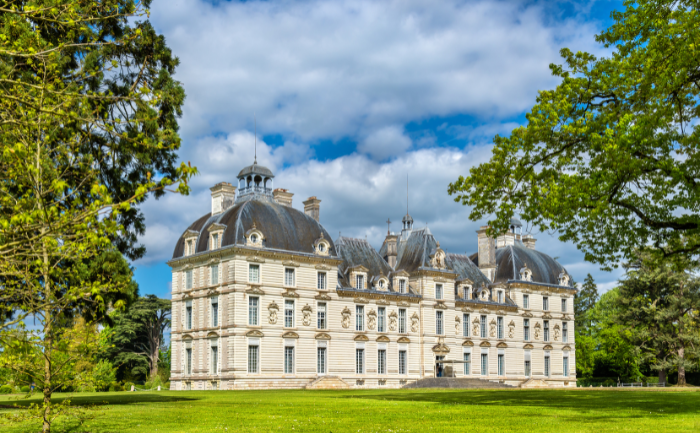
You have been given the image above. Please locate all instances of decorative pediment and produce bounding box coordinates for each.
[354,334,369,341]
[182,334,194,341]
[479,341,491,347]
[246,224,265,248]
[479,308,490,314]
[561,314,572,321]
[315,264,332,270]
[246,256,266,263]
[462,340,474,347]
[282,331,299,339]
[461,307,473,313]
[397,337,411,343]
[496,342,508,348]
[432,342,450,354]
[348,264,369,273]
[392,270,410,277]
[522,311,534,317]
[495,310,506,316]
[523,343,534,349]
[433,301,448,310]
[207,223,227,232]
[354,297,369,304]
[543,344,553,350]
[246,330,264,338]
[396,301,410,307]
[315,333,331,340]
[282,260,301,267]
[315,293,332,301]
[376,335,390,342]
[562,345,572,351]
[434,276,447,283]
[246,286,265,295]
[376,299,391,306]
[542,312,553,319]
[184,229,199,239]
[282,289,299,298]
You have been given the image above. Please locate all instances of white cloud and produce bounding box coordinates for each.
[357,125,412,160]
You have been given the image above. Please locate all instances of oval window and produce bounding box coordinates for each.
[318,243,326,252]
[250,234,258,243]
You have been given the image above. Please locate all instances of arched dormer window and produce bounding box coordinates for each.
[559,272,570,286]
[183,230,199,256]
[520,263,532,282]
[207,223,226,251]
[314,233,330,256]
[246,223,264,248]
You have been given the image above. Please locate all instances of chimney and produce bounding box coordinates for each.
[303,196,321,222]
[476,226,496,282]
[522,235,536,250]
[273,188,294,207]
[210,182,236,215]
[383,233,398,269]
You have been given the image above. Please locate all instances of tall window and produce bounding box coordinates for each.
[211,233,219,249]
[211,264,219,285]
[356,305,364,331]
[211,297,219,327]
[317,272,327,290]
[355,274,365,290]
[186,240,194,256]
[544,353,551,377]
[463,352,471,375]
[378,349,387,375]
[284,346,294,374]
[497,291,504,303]
[399,279,406,294]
[399,350,407,375]
[248,297,259,326]
[563,354,569,377]
[524,351,531,377]
[524,319,530,341]
[185,270,193,290]
[561,298,567,312]
[498,353,505,376]
[435,284,443,300]
[356,349,364,374]
[248,344,259,373]
[186,303,193,330]
[211,345,218,375]
[317,347,327,374]
[285,268,295,287]
[481,353,488,376]
[543,320,550,342]
[398,309,406,333]
[317,303,327,329]
[543,296,549,311]
[249,264,260,283]
[285,300,295,328]
[435,311,444,335]
[185,348,192,375]
[523,294,529,309]
[497,317,504,339]
[480,315,487,338]
[463,313,470,337]
[562,322,568,343]
[378,307,386,333]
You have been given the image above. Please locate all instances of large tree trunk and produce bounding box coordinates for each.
[42,243,52,433]
[659,369,667,385]
[678,347,686,386]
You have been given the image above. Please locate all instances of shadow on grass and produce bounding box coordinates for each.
[1,392,200,409]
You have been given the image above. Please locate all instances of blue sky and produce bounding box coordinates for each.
[134,0,625,299]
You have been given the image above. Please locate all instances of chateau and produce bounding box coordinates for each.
[168,161,577,390]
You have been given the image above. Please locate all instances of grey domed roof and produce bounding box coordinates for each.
[237,162,274,179]
[171,197,334,259]
[402,213,414,223]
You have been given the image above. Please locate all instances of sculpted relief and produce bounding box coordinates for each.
[455,315,461,335]
[554,324,560,341]
[268,301,279,325]
[389,310,398,332]
[367,309,377,330]
[508,320,515,339]
[302,304,313,326]
[411,312,420,333]
[341,307,351,329]
[472,318,480,336]
[489,319,497,338]
[534,322,542,340]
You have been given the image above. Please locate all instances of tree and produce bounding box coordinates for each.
[575,274,599,336]
[615,250,700,385]
[448,0,700,268]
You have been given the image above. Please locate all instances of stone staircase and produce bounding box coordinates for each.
[402,377,515,389]
[305,376,350,390]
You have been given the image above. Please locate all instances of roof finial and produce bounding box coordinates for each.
[386,218,391,235]
[406,173,409,216]
[254,114,257,164]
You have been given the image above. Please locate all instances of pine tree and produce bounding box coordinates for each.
[575,274,599,336]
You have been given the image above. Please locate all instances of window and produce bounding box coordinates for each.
[524,351,531,377]
[435,284,443,300]
[285,268,295,287]
[356,348,365,374]
[211,233,219,250]
[356,306,364,331]
[317,272,327,290]
[248,297,259,326]
[211,345,218,375]
[185,348,192,375]
[561,298,567,312]
[497,291,504,303]
[563,355,569,377]
[378,279,385,289]
[398,309,406,334]
[211,264,219,285]
[211,297,219,327]
[186,302,193,330]
[317,347,327,374]
[562,322,568,343]
[523,294,529,309]
[399,350,407,375]
[186,239,194,256]
[284,347,294,374]
[480,315,487,338]
[463,313,470,337]
[185,270,193,290]
[378,307,386,333]
[463,352,471,375]
[544,320,550,342]
[285,300,295,328]
[248,345,259,373]
[481,353,488,376]
[399,279,406,294]
[378,349,387,375]
[543,296,549,311]
[436,311,444,335]
[497,317,504,339]
[249,264,260,283]
[498,353,505,376]
[524,319,530,341]
[544,353,551,377]
[355,274,365,290]
[317,303,327,329]
[454,285,459,298]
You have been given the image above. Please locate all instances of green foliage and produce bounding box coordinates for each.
[90,360,117,392]
[575,274,599,336]
[448,0,700,267]
[0,385,11,394]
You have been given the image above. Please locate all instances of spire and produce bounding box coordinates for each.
[254,114,257,164]
[386,218,391,235]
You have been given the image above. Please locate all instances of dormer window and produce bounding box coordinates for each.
[250,234,259,243]
[186,240,194,256]
[559,272,570,286]
[399,279,406,294]
[378,280,385,289]
[497,290,504,303]
[375,276,389,291]
[246,223,264,248]
[355,274,365,290]
[314,234,330,256]
[211,233,219,249]
[520,263,532,282]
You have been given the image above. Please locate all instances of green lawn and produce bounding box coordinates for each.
[1,388,699,432]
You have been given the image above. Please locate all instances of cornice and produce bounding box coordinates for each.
[168,245,343,268]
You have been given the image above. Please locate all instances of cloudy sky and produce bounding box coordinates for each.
[135,0,625,299]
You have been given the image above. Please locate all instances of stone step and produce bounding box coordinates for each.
[305,375,350,390]
[402,377,515,389]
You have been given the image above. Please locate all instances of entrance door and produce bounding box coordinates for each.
[435,356,445,377]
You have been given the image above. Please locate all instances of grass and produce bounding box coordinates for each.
[1,388,700,432]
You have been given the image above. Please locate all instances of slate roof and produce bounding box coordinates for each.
[237,162,275,178]
[444,253,490,287]
[394,227,438,273]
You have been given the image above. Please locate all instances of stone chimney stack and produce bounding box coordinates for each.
[303,196,321,222]
[210,182,236,215]
[522,235,537,250]
[476,226,496,282]
[384,233,398,269]
[273,188,294,207]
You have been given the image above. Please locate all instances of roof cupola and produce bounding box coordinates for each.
[236,161,275,202]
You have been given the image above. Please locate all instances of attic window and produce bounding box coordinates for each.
[520,264,532,282]
[355,274,365,290]
[378,279,385,289]
[186,240,194,256]
[250,234,258,243]
[559,272,570,286]
[399,279,406,294]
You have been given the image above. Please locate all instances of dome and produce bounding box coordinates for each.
[237,162,274,179]
[171,197,335,259]
[470,243,572,287]
[402,213,414,223]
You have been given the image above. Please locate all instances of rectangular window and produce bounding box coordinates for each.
[544,320,550,342]
[211,346,218,375]
[525,360,531,377]
[435,284,443,300]
[211,297,219,327]
[498,353,505,376]
[544,354,551,377]
[497,291,504,303]
[211,264,219,285]
[317,272,327,290]
[317,347,326,374]
[285,300,295,328]
[317,303,327,329]
[497,317,504,339]
[436,311,444,335]
[285,268,295,287]
[284,347,294,374]
[524,319,530,341]
[186,240,193,256]
[378,349,386,375]
[356,348,365,374]
[481,353,488,376]
[249,264,260,283]
[186,304,193,330]
[399,350,407,375]
[480,315,487,338]
[463,313,470,337]
[399,279,406,294]
[356,274,365,290]
[211,233,219,250]
[523,294,529,309]
[248,297,259,326]
[185,348,192,375]
[185,270,193,290]
[356,305,364,331]
[543,296,549,311]
[398,309,406,334]
[561,298,567,312]
[248,345,259,373]
[563,355,569,377]
[378,307,386,333]
[463,352,471,375]
[563,322,568,343]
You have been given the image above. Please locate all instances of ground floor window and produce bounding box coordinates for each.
[463,353,471,375]
[284,347,294,374]
[248,345,259,373]
[481,353,488,376]
[356,349,364,374]
[399,350,407,375]
[563,355,569,377]
[186,348,192,375]
[544,354,551,378]
[211,346,218,375]
[317,347,327,374]
[525,360,531,377]
[378,349,386,375]
[498,354,505,376]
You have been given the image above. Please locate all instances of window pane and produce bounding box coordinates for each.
[248,345,258,373]
[563,356,569,377]
[211,264,219,285]
[285,268,295,287]
[524,319,530,341]
[249,297,259,326]
[378,350,386,375]
[399,350,407,375]
[185,270,193,290]
[211,346,218,374]
[497,317,503,339]
[186,306,192,330]
[563,322,568,343]
[436,284,443,300]
[317,348,326,374]
[356,306,364,331]
[543,297,549,311]
[436,311,443,335]
[481,353,488,376]
[399,279,406,293]
[285,347,294,374]
[498,354,504,376]
[562,299,567,312]
[285,300,294,328]
[523,294,529,309]
[317,272,326,290]
[480,315,487,338]
[463,314,469,337]
[544,356,550,377]
[464,353,471,375]
[186,348,192,375]
[525,360,531,377]
[356,349,364,374]
[249,265,260,283]
[398,309,406,334]
[318,303,326,329]
[378,307,385,333]
[211,299,218,327]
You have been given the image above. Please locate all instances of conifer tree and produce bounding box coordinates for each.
[575,274,599,336]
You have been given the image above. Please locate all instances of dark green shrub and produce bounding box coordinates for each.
[0,385,12,394]
[20,386,30,393]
